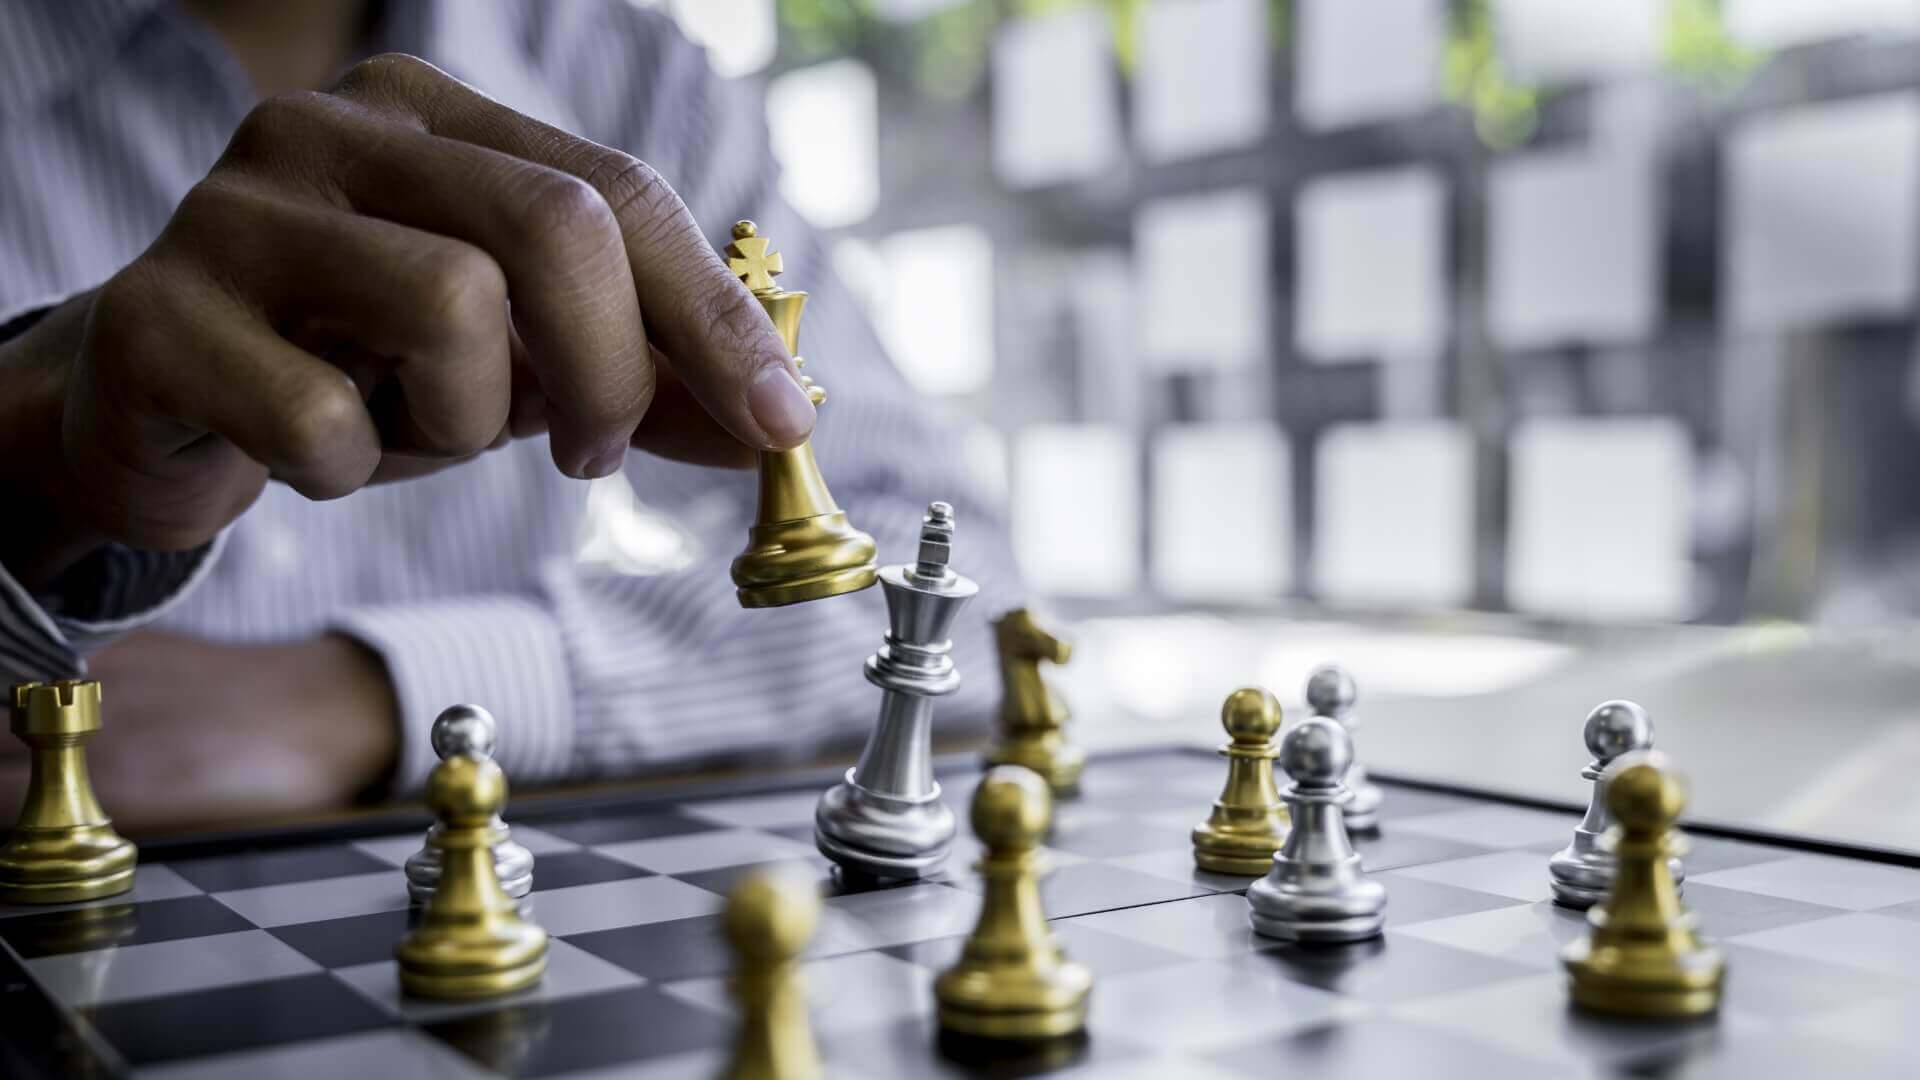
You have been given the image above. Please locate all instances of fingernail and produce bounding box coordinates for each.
[748,366,817,447]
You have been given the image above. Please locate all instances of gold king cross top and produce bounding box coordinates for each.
[726,220,783,294]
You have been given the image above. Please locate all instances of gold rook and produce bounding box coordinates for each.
[0,680,136,903]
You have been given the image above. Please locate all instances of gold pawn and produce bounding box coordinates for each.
[935,766,1091,1041]
[396,752,548,999]
[0,680,136,903]
[1191,687,1289,875]
[723,872,823,1080]
[983,609,1083,795]
[725,220,879,608]
[1562,756,1724,1018]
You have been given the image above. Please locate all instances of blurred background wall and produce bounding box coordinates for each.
[645,0,1920,628]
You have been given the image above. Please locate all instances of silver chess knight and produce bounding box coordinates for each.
[815,502,978,881]
[1306,664,1380,832]
[1548,700,1684,909]
[406,704,535,902]
[1247,716,1387,943]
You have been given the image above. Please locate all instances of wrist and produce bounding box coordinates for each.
[0,292,107,590]
[277,634,401,804]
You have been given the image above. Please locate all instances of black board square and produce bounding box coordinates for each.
[424,985,732,1075]
[83,973,392,1066]
[0,896,251,959]
[167,846,390,893]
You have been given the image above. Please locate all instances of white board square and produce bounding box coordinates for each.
[1135,0,1270,161]
[1150,423,1292,600]
[1296,167,1448,359]
[1295,0,1446,130]
[993,8,1121,187]
[1506,417,1693,621]
[767,59,878,228]
[1490,0,1662,84]
[1725,92,1920,331]
[1313,422,1474,608]
[1489,150,1659,349]
[1012,425,1141,596]
[1724,0,1920,49]
[1137,188,1270,372]
[874,225,995,395]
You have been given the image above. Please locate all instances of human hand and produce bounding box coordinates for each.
[0,630,400,834]
[0,53,813,590]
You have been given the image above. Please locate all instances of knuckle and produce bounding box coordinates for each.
[276,378,366,473]
[414,244,507,330]
[516,174,617,249]
[229,92,332,158]
[334,52,438,101]
[590,156,678,228]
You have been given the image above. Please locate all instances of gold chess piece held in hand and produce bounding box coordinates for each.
[397,749,548,999]
[1191,687,1290,875]
[722,872,824,1080]
[1562,754,1724,1018]
[984,609,1083,795]
[935,766,1091,1041]
[726,220,878,608]
[0,680,136,903]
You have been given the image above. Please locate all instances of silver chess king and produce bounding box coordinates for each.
[815,501,978,880]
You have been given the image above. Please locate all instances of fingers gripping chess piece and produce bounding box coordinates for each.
[0,681,137,903]
[725,220,879,608]
[815,502,978,880]
[1191,687,1290,875]
[1562,754,1723,1018]
[406,705,535,903]
[1549,701,1684,909]
[723,872,823,1080]
[1247,717,1387,943]
[983,608,1083,795]
[935,766,1091,1041]
[397,746,549,999]
[1305,665,1380,832]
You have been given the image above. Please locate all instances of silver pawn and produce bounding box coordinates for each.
[1547,700,1684,909]
[1306,664,1381,832]
[405,704,535,902]
[815,502,979,881]
[1247,716,1387,943]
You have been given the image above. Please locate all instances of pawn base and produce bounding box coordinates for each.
[1191,812,1289,877]
[815,778,955,881]
[0,826,138,904]
[1563,938,1724,1018]
[1248,908,1385,943]
[935,963,1091,1041]
[398,927,549,1000]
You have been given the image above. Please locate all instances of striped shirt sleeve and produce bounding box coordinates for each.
[0,538,228,683]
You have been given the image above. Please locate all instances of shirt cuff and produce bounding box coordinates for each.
[333,595,575,797]
[0,536,226,680]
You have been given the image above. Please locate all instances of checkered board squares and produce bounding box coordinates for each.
[1295,166,1449,360]
[4,748,1920,1078]
[1149,423,1292,602]
[1725,92,1920,332]
[1312,422,1474,609]
[1505,416,1694,621]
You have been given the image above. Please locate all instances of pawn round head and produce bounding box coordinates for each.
[725,870,818,965]
[732,219,758,241]
[1221,686,1283,745]
[1305,665,1357,718]
[1583,700,1652,763]
[971,765,1052,851]
[1281,716,1352,786]
[1604,752,1686,831]
[432,704,497,761]
[426,753,506,825]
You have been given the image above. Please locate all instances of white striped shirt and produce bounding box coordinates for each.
[0,0,1019,794]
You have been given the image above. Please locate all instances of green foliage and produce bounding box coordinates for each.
[1663,0,1764,89]
[1443,0,1539,150]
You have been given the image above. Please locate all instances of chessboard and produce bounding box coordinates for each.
[3,746,1919,1079]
